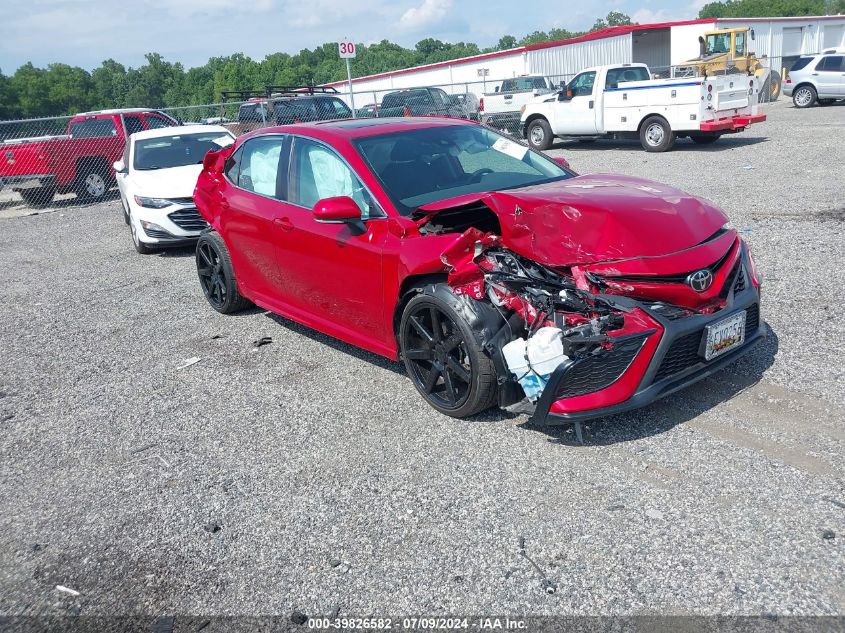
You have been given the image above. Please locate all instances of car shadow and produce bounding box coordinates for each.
[518,322,779,447]
[555,135,769,153]
[263,311,406,375]
[0,189,119,213]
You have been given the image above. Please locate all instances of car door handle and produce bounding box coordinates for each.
[589,100,594,109]
[274,217,294,231]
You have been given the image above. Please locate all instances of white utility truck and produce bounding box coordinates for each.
[520,63,766,152]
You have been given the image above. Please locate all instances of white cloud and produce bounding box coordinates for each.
[398,0,452,32]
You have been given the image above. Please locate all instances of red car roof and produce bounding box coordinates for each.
[240,117,476,143]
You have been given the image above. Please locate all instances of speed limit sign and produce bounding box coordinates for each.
[339,40,356,59]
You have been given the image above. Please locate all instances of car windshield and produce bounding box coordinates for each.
[134,132,234,170]
[354,125,571,215]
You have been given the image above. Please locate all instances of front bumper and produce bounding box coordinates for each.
[700,113,766,133]
[482,112,521,131]
[531,261,764,425]
[131,201,209,245]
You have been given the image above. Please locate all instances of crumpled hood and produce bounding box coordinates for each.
[129,164,203,200]
[419,174,729,266]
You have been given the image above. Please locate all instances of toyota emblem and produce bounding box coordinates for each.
[686,269,713,292]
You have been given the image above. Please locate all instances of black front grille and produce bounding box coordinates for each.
[554,337,646,400]
[168,208,208,231]
[654,330,702,381]
[654,303,759,382]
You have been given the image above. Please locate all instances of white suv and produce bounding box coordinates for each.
[784,53,845,108]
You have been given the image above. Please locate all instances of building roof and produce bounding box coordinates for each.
[324,18,715,87]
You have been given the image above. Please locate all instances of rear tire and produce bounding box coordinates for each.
[526,118,553,151]
[793,85,816,108]
[399,284,497,418]
[19,187,56,207]
[768,71,782,101]
[639,116,675,152]
[76,164,110,201]
[196,231,252,314]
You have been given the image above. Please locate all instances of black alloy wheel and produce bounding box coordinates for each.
[403,302,473,411]
[195,232,252,314]
[197,240,227,309]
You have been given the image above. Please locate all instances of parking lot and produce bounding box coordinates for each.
[0,99,843,620]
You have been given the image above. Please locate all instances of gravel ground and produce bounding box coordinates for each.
[0,99,843,623]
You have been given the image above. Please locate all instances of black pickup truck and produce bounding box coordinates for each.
[377,87,468,119]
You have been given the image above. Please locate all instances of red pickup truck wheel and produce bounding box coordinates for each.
[76,164,110,201]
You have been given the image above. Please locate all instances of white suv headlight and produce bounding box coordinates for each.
[134,195,171,209]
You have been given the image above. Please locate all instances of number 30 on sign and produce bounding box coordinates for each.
[339,40,356,59]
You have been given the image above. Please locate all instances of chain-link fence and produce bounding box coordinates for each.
[0,57,793,211]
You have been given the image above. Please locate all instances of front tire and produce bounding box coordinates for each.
[196,231,252,314]
[639,115,675,152]
[129,212,154,255]
[120,194,130,224]
[526,118,553,151]
[399,285,497,418]
[793,85,817,108]
[768,71,782,101]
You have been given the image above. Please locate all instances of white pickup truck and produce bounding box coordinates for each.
[520,63,766,152]
[480,75,556,133]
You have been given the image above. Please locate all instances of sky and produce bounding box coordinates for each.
[0,0,707,73]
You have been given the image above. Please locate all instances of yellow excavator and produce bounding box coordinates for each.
[676,27,782,102]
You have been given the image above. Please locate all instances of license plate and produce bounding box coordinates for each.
[703,310,746,361]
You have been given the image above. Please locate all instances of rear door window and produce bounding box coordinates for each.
[144,114,173,129]
[815,55,844,71]
[123,115,144,136]
[605,67,650,89]
[70,117,118,138]
[236,136,285,197]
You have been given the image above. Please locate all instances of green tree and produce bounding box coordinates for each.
[698,0,843,17]
[592,10,635,31]
[496,35,518,50]
[91,59,128,109]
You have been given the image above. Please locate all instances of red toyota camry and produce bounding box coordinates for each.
[193,117,763,424]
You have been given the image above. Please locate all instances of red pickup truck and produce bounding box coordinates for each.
[0,108,178,206]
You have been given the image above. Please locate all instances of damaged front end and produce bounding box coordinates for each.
[436,213,764,424]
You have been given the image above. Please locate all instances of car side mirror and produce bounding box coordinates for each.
[113,160,126,173]
[312,196,361,223]
[558,90,572,101]
[552,156,571,170]
[750,29,755,41]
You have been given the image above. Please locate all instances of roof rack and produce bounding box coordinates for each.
[221,89,268,102]
[221,85,339,102]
